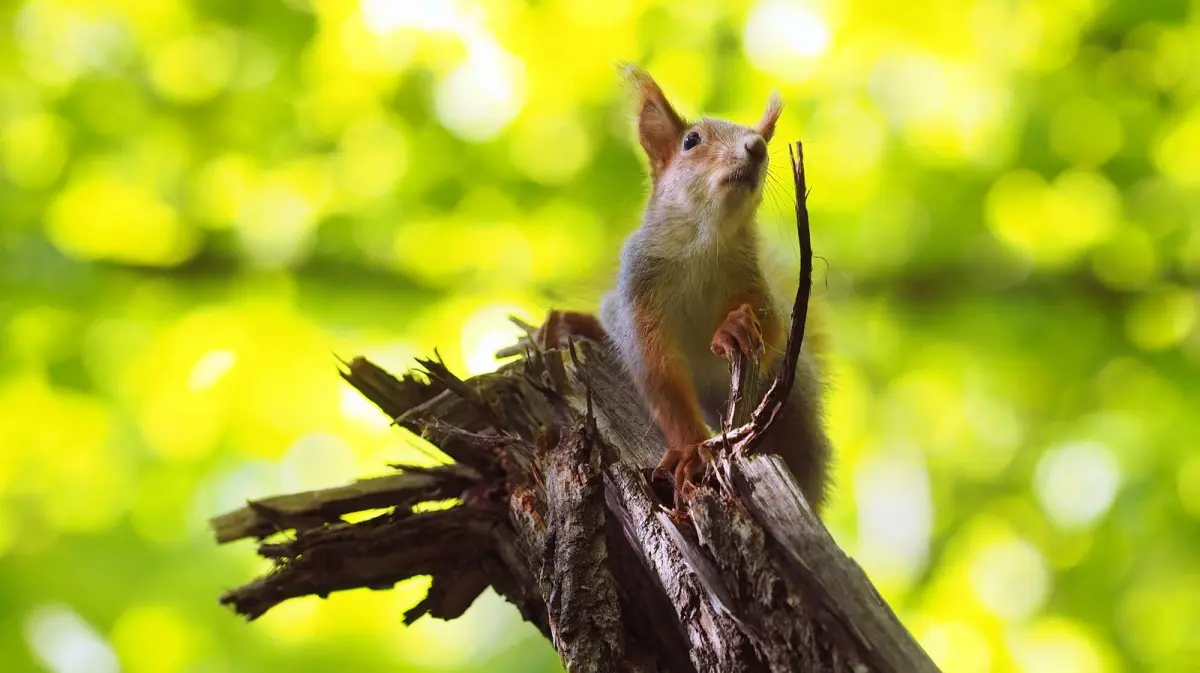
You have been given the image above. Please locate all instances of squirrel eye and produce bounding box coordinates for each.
[682,131,701,151]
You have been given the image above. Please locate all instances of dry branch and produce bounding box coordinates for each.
[211,142,941,673]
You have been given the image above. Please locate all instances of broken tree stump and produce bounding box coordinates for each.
[210,143,941,672]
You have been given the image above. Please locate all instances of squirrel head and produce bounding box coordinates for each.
[622,64,782,231]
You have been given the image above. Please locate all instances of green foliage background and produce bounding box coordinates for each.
[2,0,1199,671]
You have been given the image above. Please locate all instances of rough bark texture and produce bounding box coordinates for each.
[213,342,938,672]
[211,143,941,673]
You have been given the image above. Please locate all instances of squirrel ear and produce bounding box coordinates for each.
[621,64,687,178]
[757,91,783,142]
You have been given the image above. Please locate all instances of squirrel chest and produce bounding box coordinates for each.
[613,229,772,397]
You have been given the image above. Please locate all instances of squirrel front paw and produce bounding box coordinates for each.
[533,309,608,350]
[710,303,764,361]
[654,443,713,505]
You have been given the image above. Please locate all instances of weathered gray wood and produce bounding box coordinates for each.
[212,466,478,543]
[211,341,940,672]
[510,420,633,673]
[604,462,763,672]
[734,455,937,672]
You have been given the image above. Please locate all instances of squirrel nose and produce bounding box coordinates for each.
[743,135,767,163]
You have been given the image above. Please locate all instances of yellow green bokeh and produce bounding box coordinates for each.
[2,0,1198,672]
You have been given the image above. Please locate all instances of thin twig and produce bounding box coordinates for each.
[702,140,813,457]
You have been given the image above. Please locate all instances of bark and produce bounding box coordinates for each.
[210,143,941,673]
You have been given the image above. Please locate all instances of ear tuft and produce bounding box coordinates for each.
[757,91,783,142]
[620,63,688,180]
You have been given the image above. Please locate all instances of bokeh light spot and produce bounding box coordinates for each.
[1153,107,1200,187]
[1050,97,1123,167]
[188,349,238,391]
[279,433,360,493]
[804,98,886,209]
[1009,618,1112,673]
[435,49,527,142]
[149,31,238,104]
[235,163,330,267]
[24,604,120,673]
[392,589,536,668]
[961,394,1023,477]
[641,50,712,114]
[1125,285,1197,351]
[1,112,69,189]
[111,605,198,673]
[853,447,932,590]
[361,0,469,34]
[461,304,534,376]
[46,175,199,266]
[743,0,830,81]
[969,537,1050,621]
[919,620,992,673]
[985,169,1119,267]
[522,199,606,282]
[128,467,194,545]
[189,154,260,228]
[0,377,131,533]
[563,0,636,27]
[393,216,535,287]
[510,113,593,185]
[1116,572,1199,662]
[335,113,409,203]
[1034,441,1121,529]
[14,1,132,88]
[340,386,392,431]
[1091,226,1159,290]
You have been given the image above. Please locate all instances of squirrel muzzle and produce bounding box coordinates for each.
[720,132,769,191]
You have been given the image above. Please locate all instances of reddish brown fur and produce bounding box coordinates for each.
[534,310,608,349]
[626,66,688,181]
[756,92,783,142]
[630,299,710,450]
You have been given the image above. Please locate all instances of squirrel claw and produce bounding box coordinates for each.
[654,447,684,482]
[711,303,764,361]
[656,444,711,507]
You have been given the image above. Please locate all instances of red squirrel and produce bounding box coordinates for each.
[532,66,831,513]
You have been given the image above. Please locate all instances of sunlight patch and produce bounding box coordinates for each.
[24,604,119,673]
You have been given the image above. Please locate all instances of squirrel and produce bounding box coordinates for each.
[529,65,832,513]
